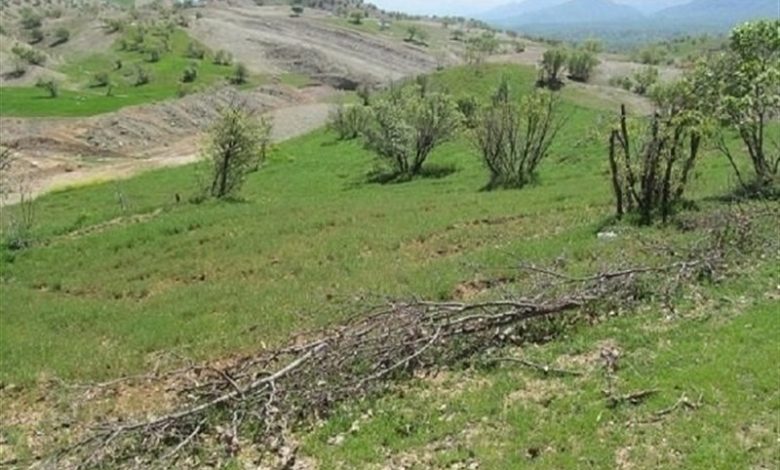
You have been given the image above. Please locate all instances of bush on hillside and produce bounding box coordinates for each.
[472,79,564,189]
[363,84,462,178]
[328,104,372,140]
[203,101,272,199]
[35,77,59,98]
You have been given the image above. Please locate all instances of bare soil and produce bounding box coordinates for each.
[1,85,336,204]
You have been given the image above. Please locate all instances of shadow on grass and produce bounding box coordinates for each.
[366,164,458,185]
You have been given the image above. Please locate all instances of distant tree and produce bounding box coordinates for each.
[291,0,304,17]
[465,32,499,67]
[364,85,461,178]
[181,63,198,83]
[349,10,364,25]
[450,29,465,41]
[328,104,372,140]
[693,20,780,192]
[456,95,479,128]
[632,66,659,95]
[231,62,249,85]
[11,43,46,66]
[20,8,42,30]
[51,27,70,46]
[28,28,44,44]
[185,41,206,59]
[35,77,59,98]
[204,101,270,199]
[213,49,233,66]
[539,47,568,88]
[567,49,599,82]
[133,66,151,86]
[405,25,428,44]
[472,79,564,189]
[92,71,111,87]
[582,38,603,54]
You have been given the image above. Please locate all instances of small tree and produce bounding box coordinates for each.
[213,49,233,66]
[349,11,364,25]
[203,101,269,199]
[472,80,564,189]
[328,104,372,140]
[632,66,659,95]
[92,71,111,87]
[20,8,42,30]
[567,49,599,82]
[607,81,704,225]
[405,25,428,45]
[231,62,248,84]
[35,77,59,98]
[134,66,151,86]
[364,86,461,178]
[181,63,198,82]
[185,41,205,59]
[695,20,779,192]
[465,32,499,67]
[539,47,568,87]
[28,27,44,44]
[51,27,70,46]
[291,0,304,17]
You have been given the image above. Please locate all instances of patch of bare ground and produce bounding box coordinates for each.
[0,86,335,205]
[188,6,440,84]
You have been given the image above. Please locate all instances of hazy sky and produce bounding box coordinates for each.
[372,0,506,16]
[371,0,689,16]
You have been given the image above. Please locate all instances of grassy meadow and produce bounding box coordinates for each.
[0,64,777,468]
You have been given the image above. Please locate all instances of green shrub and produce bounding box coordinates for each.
[11,44,46,65]
[91,71,111,87]
[328,104,372,140]
[134,66,151,86]
[231,62,248,85]
[28,28,44,44]
[567,50,599,82]
[185,41,206,59]
[51,27,70,46]
[632,66,659,95]
[181,64,198,83]
[213,49,233,66]
[20,8,42,30]
[35,77,59,98]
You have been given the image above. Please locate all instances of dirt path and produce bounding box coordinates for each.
[2,102,334,205]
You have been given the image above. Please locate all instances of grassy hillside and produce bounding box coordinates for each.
[0,64,752,385]
[1,62,777,469]
[0,27,255,117]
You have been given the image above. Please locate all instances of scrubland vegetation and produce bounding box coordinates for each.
[0,3,777,468]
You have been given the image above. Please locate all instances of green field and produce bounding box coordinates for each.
[0,28,257,117]
[1,64,777,468]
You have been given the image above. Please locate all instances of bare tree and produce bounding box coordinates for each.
[608,81,703,224]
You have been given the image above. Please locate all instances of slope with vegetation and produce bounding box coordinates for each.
[0,9,777,470]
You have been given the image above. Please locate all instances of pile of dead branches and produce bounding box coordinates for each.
[50,207,773,469]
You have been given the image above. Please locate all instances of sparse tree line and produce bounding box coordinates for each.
[201,21,776,226]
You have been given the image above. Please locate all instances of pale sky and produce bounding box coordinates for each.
[371,0,689,16]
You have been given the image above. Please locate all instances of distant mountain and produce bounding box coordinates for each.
[479,0,569,22]
[509,0,646,25]
[615,0,690,15]
[654,0,778,25]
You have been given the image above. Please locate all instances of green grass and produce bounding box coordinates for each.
[0,64,766,390]
[302,272,779,469]
[0,29,258,117]
[1,62,776,468]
